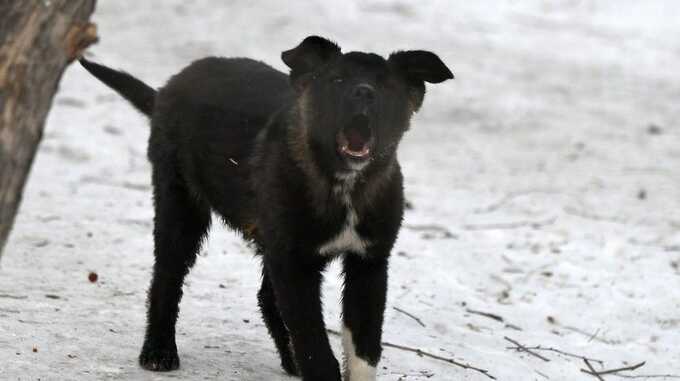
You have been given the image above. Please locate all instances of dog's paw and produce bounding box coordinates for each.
[139,346,180,371]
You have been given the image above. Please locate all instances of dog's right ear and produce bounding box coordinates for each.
[388,50,453,112]
[282,36,341,82]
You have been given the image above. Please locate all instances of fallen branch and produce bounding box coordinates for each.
[583,359,605,381]
[393,306,426,327]
[326,328,496,380]
[581,361,646,378]
[504,337,550,362]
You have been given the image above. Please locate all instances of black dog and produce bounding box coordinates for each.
[80,36,452,381]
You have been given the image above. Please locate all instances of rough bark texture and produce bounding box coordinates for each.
[0,0,97,257]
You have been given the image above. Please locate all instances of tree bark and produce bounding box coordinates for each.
[0,0,98,257]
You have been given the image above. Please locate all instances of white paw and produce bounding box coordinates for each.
[342,325,377,381]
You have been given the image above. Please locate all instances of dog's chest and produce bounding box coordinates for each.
[318,183,368,256]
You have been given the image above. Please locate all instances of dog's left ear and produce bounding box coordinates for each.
[282,36,341,81]
[388,50,453,111]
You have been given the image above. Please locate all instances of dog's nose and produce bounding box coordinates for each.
[351,84,375,104]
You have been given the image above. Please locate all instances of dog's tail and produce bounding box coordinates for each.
[79,58,156,116]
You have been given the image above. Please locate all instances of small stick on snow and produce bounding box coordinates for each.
[581,361,646,378]
[403,224,457,238]
[613,373,680,379]
[587,328,601,343]
[582,359,605,381]
[465,307,522,330]
[561,325,619,345]
[504,337,550,362]
[504,345,604,365]
[0,294,28,299]
[463,217,556,231]
[474,189,558,214]
[465,308,504,322]
[326,328,496,380]
[393,306,426,327]
[564,206,625,224]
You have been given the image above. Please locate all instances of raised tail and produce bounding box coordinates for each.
[79,58,156,116]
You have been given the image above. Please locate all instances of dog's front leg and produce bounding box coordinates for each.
[341,253,388,381]
[265,252,341,381]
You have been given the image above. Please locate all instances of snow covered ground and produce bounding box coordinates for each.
[2,1,680,380]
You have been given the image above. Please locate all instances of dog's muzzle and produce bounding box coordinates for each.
[337,84,376,162]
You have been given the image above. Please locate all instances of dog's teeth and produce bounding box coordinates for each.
[342,145,370,158]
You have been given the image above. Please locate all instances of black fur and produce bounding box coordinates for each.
[80,58,156,115]
[80,36,452,381]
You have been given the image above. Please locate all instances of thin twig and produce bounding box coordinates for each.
[393,306,426,327]
[583,359,605,381]
[474,189,558,214]
[382,341,496,379]
[564,206,626,224]
[463,217,556,231]
[465,308,521,330]
[403,224,452,233]
[582,362,646,377]
[613,374,680,379]
[327,328,496,380]
[403,224,457,239]
[588,328,601,343]
[505,345,603,365]
[466,308,504,322]
[0,294,28,299]
[503,337,550,362]
[561,325,619,345]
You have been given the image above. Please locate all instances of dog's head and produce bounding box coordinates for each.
[283,36,453,178]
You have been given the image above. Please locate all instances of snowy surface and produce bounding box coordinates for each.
[2,1,680,380]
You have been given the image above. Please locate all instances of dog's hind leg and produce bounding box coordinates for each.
[257,267,299,376]
[139,160,211,371]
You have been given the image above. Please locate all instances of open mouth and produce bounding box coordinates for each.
[337,114,373,161]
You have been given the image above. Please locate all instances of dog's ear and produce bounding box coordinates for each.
[388,50,453,84]
[282,36,341,80]
[388,50,453,111]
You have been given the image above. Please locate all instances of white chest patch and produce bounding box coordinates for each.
[318,181,369,256]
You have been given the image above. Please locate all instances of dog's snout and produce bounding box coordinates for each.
[351,84,375,104]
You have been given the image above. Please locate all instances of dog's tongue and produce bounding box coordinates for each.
[338,116,372,158]
[345,126,366,152]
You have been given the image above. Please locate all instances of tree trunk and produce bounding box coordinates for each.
[0,0,98,257]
